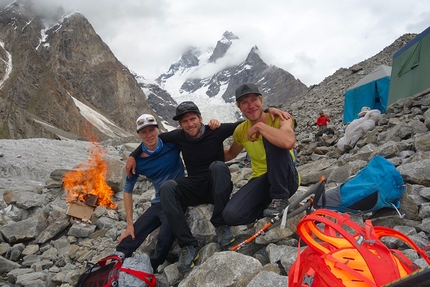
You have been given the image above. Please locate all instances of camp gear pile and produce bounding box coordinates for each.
[288,209,430,287]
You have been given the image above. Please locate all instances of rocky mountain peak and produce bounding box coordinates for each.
[145,31,307,123]
[156,46,201,85]
[0,0,311,138]
[222,30,239,41]
[0,1,154,140]
[2,0,63,30]
[217,44,307,106]
[208,31,239,63]
[3,0,36,19]
[244,45,265,68]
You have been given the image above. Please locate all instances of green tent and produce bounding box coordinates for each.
[388,26,430,105]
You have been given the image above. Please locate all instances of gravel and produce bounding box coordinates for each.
[0,138,123,190]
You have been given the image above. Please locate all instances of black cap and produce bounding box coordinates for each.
[235,83,261,101]
[173,101,201,121]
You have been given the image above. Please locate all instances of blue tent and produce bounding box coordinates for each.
[343,65,391,123]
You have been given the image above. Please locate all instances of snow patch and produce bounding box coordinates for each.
[71,96,132,138]
[0,41,12,88]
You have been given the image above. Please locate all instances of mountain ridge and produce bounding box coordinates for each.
[0,0,419,141]
[144,31,308,125]
[0,1,154,140]
[282,33,417,145]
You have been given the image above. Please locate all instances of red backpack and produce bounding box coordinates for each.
[288,209,430,287]
[75,254,156,287]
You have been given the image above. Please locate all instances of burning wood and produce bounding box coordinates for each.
[63,142,117,210]
[83,194,98,207]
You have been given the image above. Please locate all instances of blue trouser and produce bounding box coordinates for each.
[222,138,299,225]
[116,202,175,271]
[159,161,232,247]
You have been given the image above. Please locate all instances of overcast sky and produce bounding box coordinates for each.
[1,0,429,86]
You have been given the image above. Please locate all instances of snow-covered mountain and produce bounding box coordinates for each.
[137,31,308,127]
[1,0,413,142]
[0,0,306,139]
[0,1,154,140]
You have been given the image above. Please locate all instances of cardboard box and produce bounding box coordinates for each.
[66,201,95,221]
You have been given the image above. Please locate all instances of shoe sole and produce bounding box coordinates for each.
[219,237,235,247]
[189,253,199,268]
[178,253,200,273]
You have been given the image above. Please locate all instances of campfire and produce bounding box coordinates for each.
[63,141,117,220]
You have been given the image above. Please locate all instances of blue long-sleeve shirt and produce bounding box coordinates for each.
[124,141,184,203]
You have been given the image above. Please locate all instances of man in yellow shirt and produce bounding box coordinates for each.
[223,83,299,224]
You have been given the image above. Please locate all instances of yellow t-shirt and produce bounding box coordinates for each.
[233,117,281,180]
[233,116,300,184]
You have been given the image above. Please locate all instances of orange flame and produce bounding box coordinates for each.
[63,142,117,209]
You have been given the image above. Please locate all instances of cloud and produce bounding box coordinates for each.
[1,0,429,86]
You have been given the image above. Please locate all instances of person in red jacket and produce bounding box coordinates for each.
[316,111,331,131]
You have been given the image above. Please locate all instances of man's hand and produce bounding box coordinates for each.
[247,123,261,142]
[208,118,221,130]
[118,225,135,244]
[126,156,137,178]
[267,107,291,121]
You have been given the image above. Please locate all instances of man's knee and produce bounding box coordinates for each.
[209,160,229,173]
[210,161,231,188]
[222,204,240,225]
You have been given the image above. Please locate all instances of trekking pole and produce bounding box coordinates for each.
[274,176,326,230]
[230,213,281,251]
[230,177,326,251]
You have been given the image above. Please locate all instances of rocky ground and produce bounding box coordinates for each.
[0,89,429,287]
[0,32,429,287]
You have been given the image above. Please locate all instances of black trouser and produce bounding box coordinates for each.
[159,161,232,247]
[223,138,298,225]
[116,202,175,271]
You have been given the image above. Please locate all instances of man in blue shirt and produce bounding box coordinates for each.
[115,114,185,272]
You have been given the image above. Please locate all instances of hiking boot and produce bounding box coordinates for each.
[263,198,290,217]
[177,245,199,273]
[216,225,235,247]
